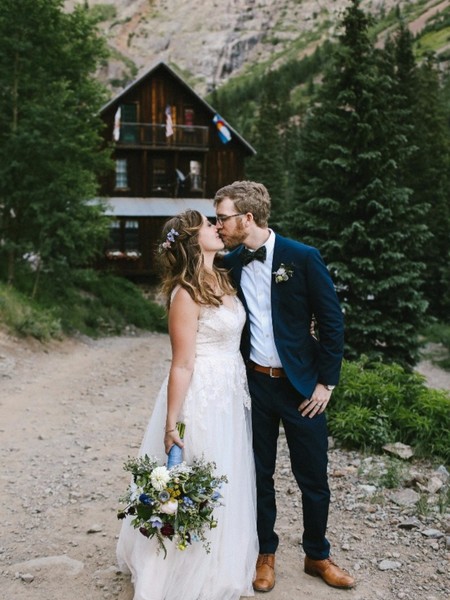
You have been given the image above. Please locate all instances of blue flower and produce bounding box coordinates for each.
[139,493,153,506]
[212,491,222,501]
[150,516,163,529]
[182,496,194,507]
[166,228,179,243]
[158,490,170,502]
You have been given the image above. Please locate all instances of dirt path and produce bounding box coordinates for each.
[408,0,450,36]
[0,331,449,600]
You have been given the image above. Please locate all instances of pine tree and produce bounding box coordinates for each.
[245,72,288,219]
[413,58,450,320]
[404,60,450,320]
[285,0,429,365]
[0,0,111,291]
[384,25,450,321]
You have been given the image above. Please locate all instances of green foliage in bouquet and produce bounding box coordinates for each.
[117,455,228,557]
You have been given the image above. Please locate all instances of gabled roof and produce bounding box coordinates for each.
[101,61,256,155]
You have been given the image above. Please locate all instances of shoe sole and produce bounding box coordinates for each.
[253,582,275,593]
[304,568,355,589]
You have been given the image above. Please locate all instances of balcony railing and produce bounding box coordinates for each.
[117,122,209,148]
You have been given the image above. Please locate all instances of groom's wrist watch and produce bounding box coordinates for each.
[323,384,335,391]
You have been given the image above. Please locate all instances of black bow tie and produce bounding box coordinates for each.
[240,245,267,266]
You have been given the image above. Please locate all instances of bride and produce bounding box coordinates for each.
[116,209,258,600]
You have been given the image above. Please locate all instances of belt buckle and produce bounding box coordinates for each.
[269,367,277,378]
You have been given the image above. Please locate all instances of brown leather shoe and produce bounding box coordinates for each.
[304,556,355,589]
[253,553,276,592]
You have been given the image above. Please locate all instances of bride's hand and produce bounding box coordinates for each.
[164,430,184,454]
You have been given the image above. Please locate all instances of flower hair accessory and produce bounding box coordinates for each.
[273,263,294,283]
[160,228,179,251]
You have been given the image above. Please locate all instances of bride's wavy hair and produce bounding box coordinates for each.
[156,209,235,309]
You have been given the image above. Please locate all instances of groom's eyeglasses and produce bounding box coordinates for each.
[216,213,244,225]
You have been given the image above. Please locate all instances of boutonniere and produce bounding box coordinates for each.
[273,263,294,283]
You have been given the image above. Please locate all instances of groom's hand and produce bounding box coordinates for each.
[298,384,332,418]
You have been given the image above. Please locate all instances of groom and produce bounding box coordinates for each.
[214,181,355,591]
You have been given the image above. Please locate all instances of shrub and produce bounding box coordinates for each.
[328,404,392,450]
[0,269,167,339]
[328,357,450,462]
[0,283,62,341]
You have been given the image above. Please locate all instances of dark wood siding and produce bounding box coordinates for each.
[98,62,254,276]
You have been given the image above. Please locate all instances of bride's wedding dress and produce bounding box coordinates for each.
[116,295,258,600]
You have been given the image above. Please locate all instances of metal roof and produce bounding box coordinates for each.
[101,197,216,217]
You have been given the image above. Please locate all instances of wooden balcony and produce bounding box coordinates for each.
[117,122,209,149]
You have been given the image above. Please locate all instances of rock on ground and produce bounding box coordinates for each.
[0,330,449,600]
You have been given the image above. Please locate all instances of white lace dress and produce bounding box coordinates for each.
[116,296,258,600]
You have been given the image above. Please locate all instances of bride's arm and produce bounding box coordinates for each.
[164,287,199,453]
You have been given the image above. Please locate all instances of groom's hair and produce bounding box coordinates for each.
[214,180,271,227]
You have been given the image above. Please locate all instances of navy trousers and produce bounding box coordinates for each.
[248,369,331,560]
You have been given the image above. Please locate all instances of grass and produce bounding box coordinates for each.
[0,283,63,342]
[0,268,167,341]
[415,27,450,57]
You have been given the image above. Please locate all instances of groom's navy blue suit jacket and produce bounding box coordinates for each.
[223,233,345,399]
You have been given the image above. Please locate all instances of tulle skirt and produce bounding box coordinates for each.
[117,358,258,600]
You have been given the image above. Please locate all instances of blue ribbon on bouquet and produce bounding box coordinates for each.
[167,422,185,468]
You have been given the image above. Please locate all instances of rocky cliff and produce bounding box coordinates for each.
[64,0,441,96]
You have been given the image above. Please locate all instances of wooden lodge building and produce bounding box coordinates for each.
[97,61,255,277]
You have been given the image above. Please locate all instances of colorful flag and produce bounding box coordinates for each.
[165,104,174,137]
[113,106,121,142]
[213,114,232,144]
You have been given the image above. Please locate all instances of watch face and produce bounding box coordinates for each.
[325,385,335,391]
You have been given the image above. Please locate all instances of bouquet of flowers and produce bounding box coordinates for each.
[117,450,227,558]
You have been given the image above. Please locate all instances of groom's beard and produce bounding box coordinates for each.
[219,221,248,250]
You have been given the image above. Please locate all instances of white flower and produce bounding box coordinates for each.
[150,466,171,491]
[129,484,139,503]
[159,499,179,515]
[170,462,192,476]
[273,263,294,283]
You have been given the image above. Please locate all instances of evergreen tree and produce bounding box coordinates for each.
[413,58,450,320]
[0,0,111,291]
[384,25,450,321]
[285,0,429,365]
[403,58,450,320]
[246,72,288,219]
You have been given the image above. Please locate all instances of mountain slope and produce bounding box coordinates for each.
[65,0,450,97]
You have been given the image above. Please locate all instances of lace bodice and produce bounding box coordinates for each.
[180,295,251,421]
[195,296,246,357]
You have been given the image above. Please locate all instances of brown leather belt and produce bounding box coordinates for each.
[247,360,286,378]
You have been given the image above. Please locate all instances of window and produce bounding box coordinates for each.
[108,219,121,252]
[151,158,170,195]
[189,160,202,192]
[105,219,141,260]
[120,103,138,142]
[184,108,194,127]
[115,159,128,189]
[124,220,139,251]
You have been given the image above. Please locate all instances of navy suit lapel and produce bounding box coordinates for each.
[271,235,284,313]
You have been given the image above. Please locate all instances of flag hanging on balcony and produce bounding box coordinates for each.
[213,114,232,144]
[113,106,121,141]
[165,104,174,137]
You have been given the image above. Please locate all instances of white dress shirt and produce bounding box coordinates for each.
[240,230,282,368]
